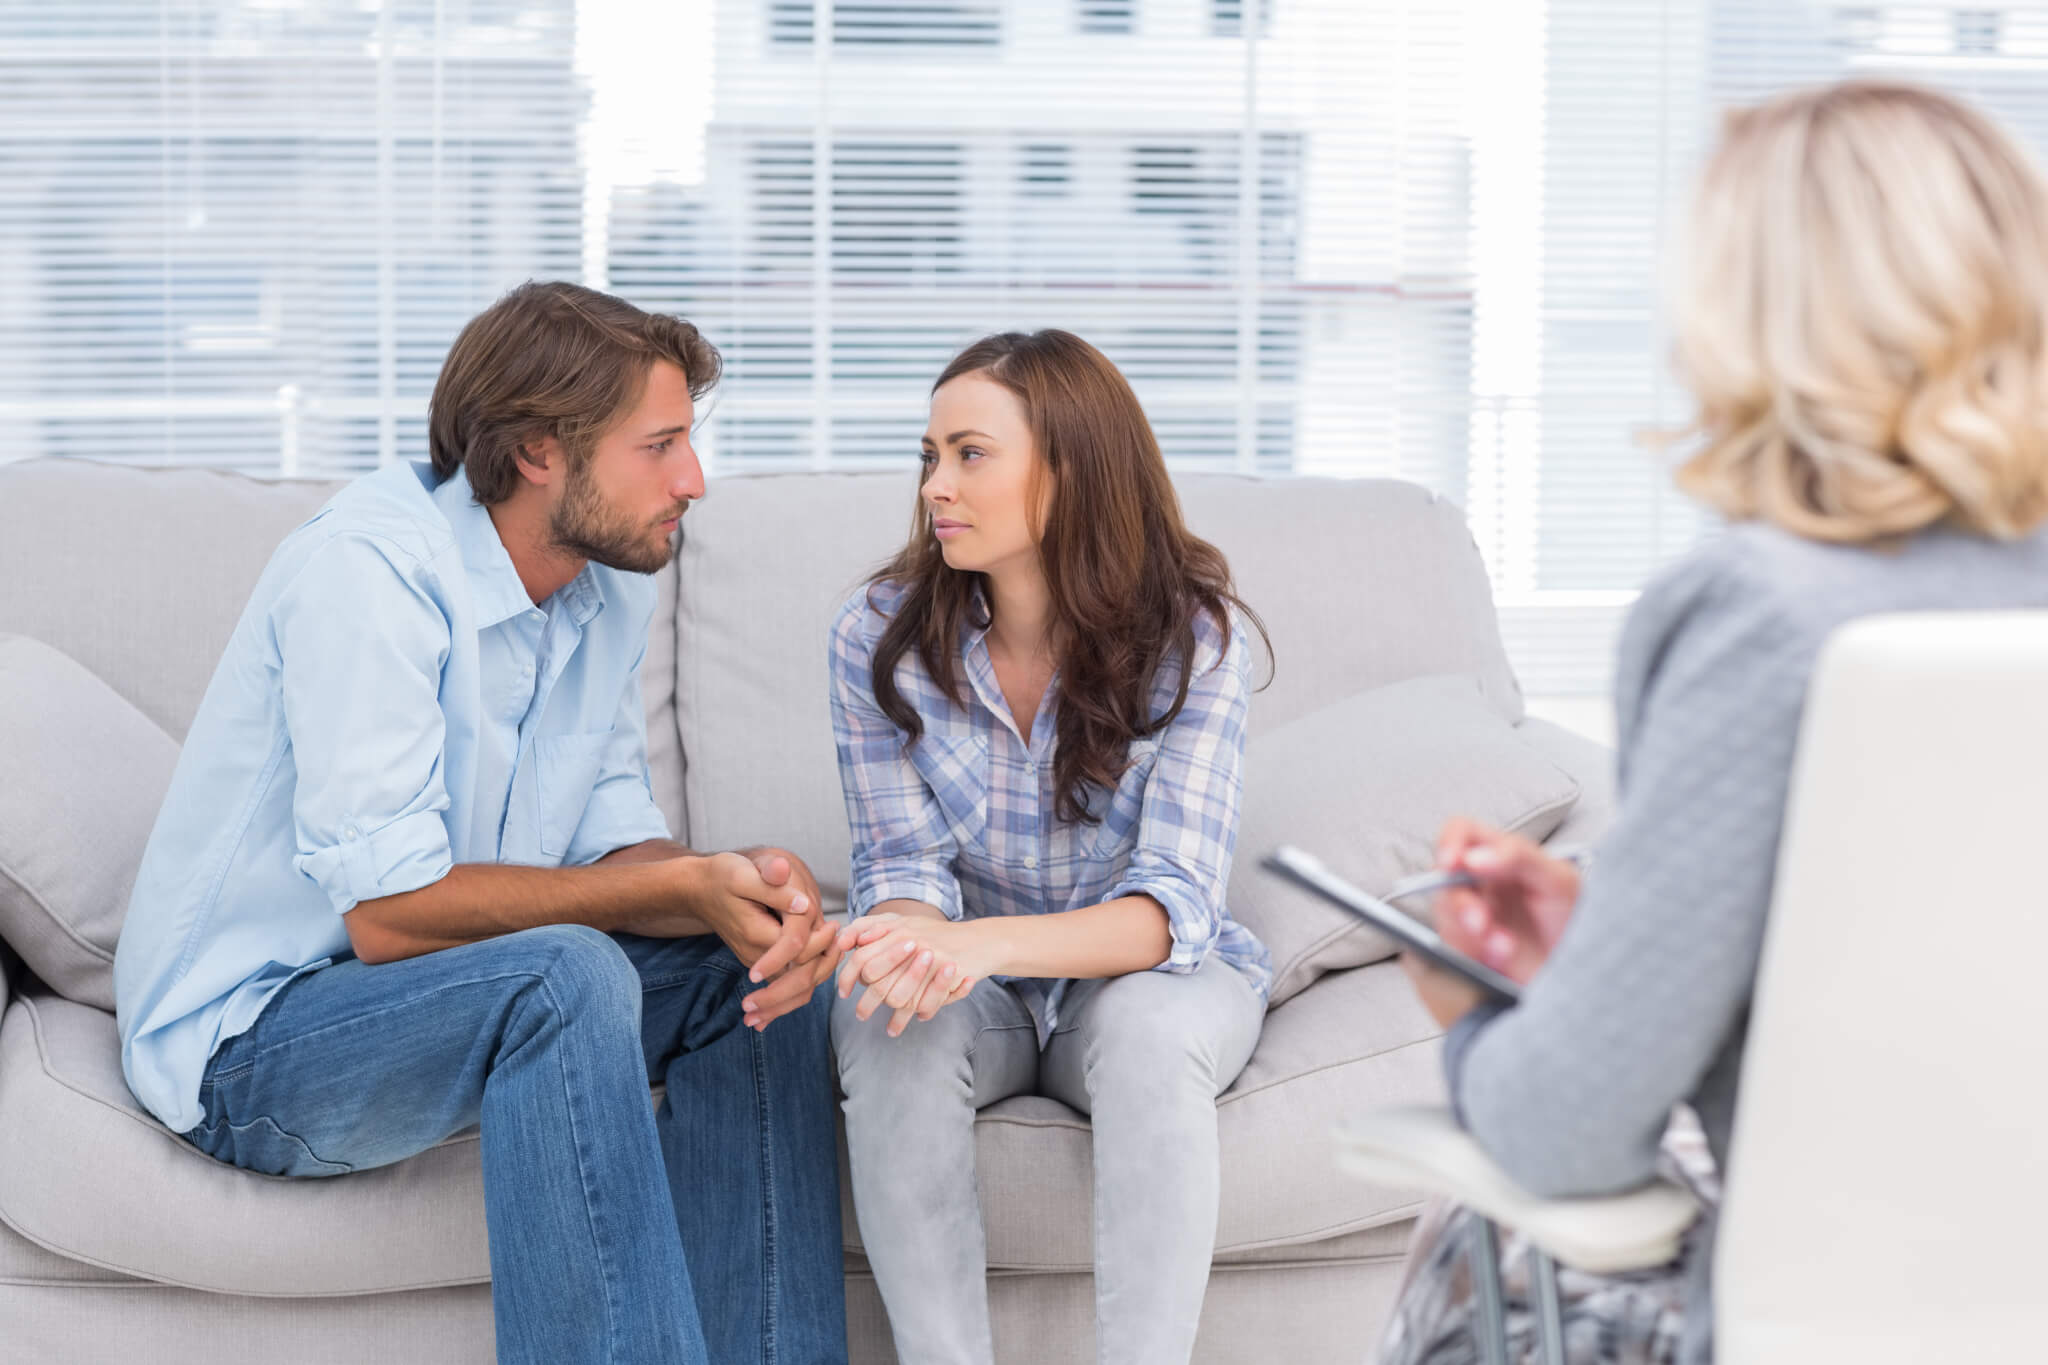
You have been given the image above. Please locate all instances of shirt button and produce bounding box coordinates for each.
[1023,854,1039,870]
[342,825,360,842]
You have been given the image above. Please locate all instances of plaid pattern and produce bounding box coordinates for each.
[829,579,1272,1043]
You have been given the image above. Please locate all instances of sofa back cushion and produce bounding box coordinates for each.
[0,458,1520,930]
[674,471,1523,906]
[0,459,690,835]
[0,461,343,742]
[1227,674,1580,1004]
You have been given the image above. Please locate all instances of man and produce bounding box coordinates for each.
[113,282,848,1364]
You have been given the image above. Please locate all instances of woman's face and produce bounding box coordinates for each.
[920,372,1049,577]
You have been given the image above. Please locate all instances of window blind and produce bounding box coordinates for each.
[7,1,2048,695]
[0,1,585,478]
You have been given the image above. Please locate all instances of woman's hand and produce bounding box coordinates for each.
[1400,953,1488,1030]
[1431,818,1582,983]
[1401,819,1584,1030]
[835,914,1000,1036]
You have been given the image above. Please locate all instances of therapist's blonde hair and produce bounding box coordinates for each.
[1673,81,2048,542]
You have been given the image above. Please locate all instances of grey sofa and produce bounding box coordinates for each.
[0,457,1613,1363]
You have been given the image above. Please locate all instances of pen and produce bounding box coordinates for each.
[1384,844,1594,903]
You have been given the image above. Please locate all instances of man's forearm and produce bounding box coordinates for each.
[595,837,696,865]
[346,847,708,964]
[593,839,712,936]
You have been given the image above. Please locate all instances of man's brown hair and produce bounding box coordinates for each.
[428,281,722,504]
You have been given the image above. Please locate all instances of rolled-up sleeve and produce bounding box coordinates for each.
[564,597,674,866]
[1108,610,1252,975]
[829,593,963,919]
[273,534,456,915]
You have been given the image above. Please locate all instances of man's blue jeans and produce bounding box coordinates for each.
[182,924,848,1365]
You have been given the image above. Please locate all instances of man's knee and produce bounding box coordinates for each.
[510,924,643,1034]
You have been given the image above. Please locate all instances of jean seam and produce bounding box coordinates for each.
[963,1019,1036,1068]
[751,1025,779,1365]
[206,1059,255,1085]
[507,973,626,1363]
[218,1113,355,1175]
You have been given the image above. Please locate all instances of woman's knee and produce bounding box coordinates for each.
[1073,972,1253,1099]
[831,988,976,1094]
[1086,1024,1216,1099]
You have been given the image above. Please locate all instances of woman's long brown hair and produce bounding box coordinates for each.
[868,329,1271,825]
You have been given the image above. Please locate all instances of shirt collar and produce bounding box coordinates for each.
[555,564,605,628]
[962,580,995,654]
[432,465,542,630]
[959,581,1001,712]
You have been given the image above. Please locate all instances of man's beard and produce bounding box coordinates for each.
[548,459,677,575]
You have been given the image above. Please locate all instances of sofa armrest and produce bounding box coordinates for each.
[1515,717,1615,852]
[1335,1105,1696,1274]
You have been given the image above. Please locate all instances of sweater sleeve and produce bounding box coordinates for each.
[1443,548,1821,1197]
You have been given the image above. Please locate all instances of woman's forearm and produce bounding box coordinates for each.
[971,895,1173,979]
[871,897,952,922]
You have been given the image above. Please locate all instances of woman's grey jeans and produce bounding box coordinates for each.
[832,955,1265,1365]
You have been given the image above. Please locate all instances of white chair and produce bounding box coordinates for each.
[1338,612,2048,1365]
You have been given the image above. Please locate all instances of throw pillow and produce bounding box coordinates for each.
[1229,673,1582,1005]
[0,635,179,1011]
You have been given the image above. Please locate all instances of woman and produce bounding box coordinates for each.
[1383,81,2048,1365]
[826,329,1273,1365]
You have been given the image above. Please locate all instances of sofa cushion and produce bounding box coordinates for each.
[2,957,1436,1294]
[0,991,495,1296]
[0,458,692,841]
[1228,674,1581,1005]
[0,1205,128,1285]
[0,637,181,1011]
[0,1280,499,1365]
[674,471,1523,906]
[0,461,342,743]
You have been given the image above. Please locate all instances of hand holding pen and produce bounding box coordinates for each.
[1398,820,1591,986]
[1386,842,1593,903]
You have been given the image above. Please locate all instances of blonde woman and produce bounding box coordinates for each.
[1381,81,2048,1365]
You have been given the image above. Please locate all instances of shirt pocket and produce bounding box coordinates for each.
[907,730,990,851]
[537,730,614,858]
[1089,735,1163,861]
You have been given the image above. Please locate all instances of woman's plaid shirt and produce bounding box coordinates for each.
[828,579,1272,1043]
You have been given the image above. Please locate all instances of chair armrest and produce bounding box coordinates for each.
[1335,1105,1697,1274]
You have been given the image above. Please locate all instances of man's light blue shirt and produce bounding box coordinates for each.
[114,461,673,1134]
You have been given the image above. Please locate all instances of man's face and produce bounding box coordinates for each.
[548,360,704,575]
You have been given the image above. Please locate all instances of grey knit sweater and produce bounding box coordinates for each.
[1443,517,2048,1363]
